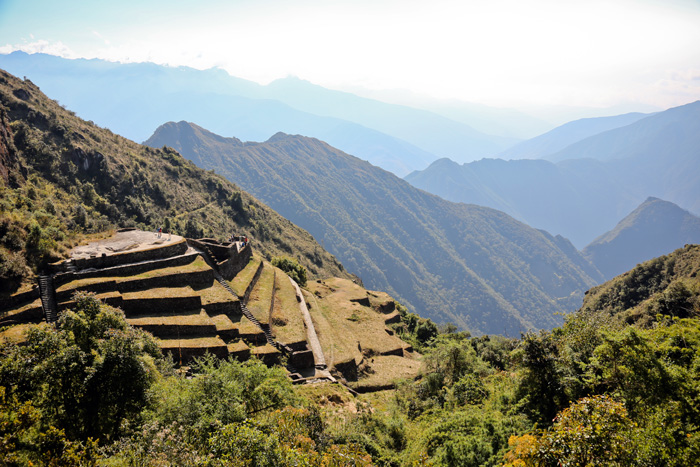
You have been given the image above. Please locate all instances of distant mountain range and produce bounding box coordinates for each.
[146,121,602,335]
[499,112,651,160]
[406,100,700,248]
[583,197,700,280]
[0,52,538,175]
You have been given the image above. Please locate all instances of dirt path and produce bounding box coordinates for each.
[289,277,335,381]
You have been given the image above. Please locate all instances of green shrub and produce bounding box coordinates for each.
[272,256,307,286]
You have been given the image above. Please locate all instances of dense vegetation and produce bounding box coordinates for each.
[4,245,699,465]
[0,68,348,293]
[145,121,601,335]
[583,197,700,280]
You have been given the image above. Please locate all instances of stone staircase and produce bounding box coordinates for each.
[37,274,58,324]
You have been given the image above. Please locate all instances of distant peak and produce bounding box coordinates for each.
[266,132,290,143]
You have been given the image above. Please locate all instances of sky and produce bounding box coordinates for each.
[1,0,699,112]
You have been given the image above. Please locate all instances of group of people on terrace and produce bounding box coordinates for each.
[228,233,248,247]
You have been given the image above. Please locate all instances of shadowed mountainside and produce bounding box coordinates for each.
[146,121,603,335]
[406,101,700,248]
[583,197,700,280]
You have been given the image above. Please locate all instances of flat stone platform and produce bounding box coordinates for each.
[70,230,184,260]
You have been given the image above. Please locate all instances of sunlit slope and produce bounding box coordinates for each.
[147,121,601,335]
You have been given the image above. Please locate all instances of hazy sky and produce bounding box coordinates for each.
[1,0,699,111]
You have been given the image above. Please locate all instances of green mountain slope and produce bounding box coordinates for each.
[0,68,348,289]
[146,121,602,335]
[583,197,700,280]
[579,243,700,325]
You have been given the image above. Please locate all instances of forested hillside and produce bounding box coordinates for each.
[0,68,348,292]
[146,121,602,335]
[583,197,700,279]
[2,244,698,465]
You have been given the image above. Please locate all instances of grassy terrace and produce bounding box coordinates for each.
[304,278,411,376]
[210,313,240,332]
[270,270,307,346]
[228,255,262,297]
[126,309,213,327]
[55,256,210,294]
[238,315,266,342]
[197,281,237,307]
[245,262,276,325]
[350,355,421,391]
[158,336,227,350]
[121,286,200,300]
[1,298,42,320]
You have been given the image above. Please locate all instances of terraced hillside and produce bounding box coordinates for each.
[1,229,422,388]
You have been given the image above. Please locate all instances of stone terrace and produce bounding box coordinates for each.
[0,229,317,371]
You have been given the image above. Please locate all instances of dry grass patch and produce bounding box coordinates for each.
[0,323,45,345]
[251,343,280,356]
[159,336,227,349]
[305,278,417,385]
[269,269,307,345]
[122,286,198,300]
[210,313,240,331]
[198,281,236,306]
[229,255,262,297]
[350,355,421,391]
[126,309,212,327]
[118,254,208,281]
[227,340,250,353]
[246,262,275,325]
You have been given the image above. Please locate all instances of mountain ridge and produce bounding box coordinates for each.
[583,197,700,280]
[147,121,603,335]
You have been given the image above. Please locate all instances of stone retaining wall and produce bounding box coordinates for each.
[119,296,202,316]
[1,288,40,312]
[163,345,229,363]
[55,238,188,272]
[187,238,252,281]
[289,349,315,369]
[53,251,199,287]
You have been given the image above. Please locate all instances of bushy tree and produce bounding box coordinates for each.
[272,256,307,286]
[0,292,162,442]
